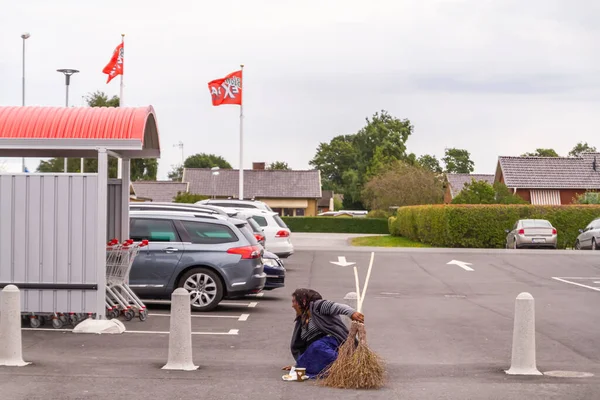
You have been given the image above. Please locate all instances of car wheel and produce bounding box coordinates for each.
[593,239,597,251]
[177,268,224,312]
[575,240,581,250]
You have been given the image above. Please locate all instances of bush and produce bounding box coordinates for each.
[389,204,600,249]
[282,217,389,234]
[366,209,393,219]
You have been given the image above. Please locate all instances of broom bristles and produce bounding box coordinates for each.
[317,321,385,390]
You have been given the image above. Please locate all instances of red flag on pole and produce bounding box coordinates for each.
[208,70,243,106]
[102,42,124,83]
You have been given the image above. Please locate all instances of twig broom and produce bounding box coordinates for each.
[318,252,385,389]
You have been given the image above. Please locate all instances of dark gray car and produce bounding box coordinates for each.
[128,211,266,311]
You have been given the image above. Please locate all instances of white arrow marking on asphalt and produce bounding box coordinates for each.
[330,256,356,267]
[447,260,474,271]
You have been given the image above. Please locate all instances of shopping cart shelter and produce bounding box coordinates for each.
[0,106,161,320]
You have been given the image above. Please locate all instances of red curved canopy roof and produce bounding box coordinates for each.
[0,106,160,158]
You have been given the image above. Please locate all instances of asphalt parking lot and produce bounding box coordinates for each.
[2,235,600,399]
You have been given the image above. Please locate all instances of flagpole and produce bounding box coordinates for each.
[239,64,244,200]
[118,33,125,179]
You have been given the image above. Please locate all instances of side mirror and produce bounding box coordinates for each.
[505,229,510,233]
[579,229,584,233]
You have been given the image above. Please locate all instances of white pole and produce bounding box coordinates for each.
[238,64,244,200]
[21,33,29,173]
[117,34,125,180]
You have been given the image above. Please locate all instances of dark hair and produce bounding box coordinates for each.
[292,288,322,326]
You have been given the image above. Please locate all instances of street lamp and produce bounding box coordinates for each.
[21,32,30,173]
[211,167,220,199]
[57,68,79,172]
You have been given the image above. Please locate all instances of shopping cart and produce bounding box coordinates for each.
[105,238,149,322]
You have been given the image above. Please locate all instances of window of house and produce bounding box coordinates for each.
[180,220,238,244]
[283,208,294,217]
[295,208,305,216]
[130,218,180,242]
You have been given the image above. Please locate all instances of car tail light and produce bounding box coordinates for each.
[518,229,525,235]
[552,228,557,235]
[275,230,290,238]
[254,233,265,242]
[227,245,262,259]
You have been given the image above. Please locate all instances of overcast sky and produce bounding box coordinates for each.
[1,0,599,178]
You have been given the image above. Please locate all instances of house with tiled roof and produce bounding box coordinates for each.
[494,153,600,205]
[182,162,322,216]
[130,181,189,202]
[444,173,495,203]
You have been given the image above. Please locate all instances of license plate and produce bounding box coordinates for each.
[531,238,546,243]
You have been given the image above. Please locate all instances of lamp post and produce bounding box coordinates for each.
[211,167,220,199]
[21,32,30,173]
[57,68,79,172]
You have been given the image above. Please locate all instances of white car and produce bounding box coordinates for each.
[196,199,273,212]
[211,207,294,258]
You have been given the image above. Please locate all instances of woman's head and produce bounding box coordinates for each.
[292,288,322,316]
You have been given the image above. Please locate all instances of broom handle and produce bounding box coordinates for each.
[353,265,361,309]
[358,252,375,312]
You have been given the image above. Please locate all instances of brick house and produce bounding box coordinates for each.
[182,162,322,216]
[495,153,600,205]
[444,173,495,203]
[130,181,189,202]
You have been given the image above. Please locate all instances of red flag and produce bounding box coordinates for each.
[208,70,242,106]
[102,42,124,83]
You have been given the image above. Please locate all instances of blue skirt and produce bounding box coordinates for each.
[295,336,340,377]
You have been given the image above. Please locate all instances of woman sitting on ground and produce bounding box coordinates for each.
[282,288,364,378]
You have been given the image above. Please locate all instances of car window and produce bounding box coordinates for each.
[533,220,552,228]
[246,217,262,233]
[180,220,238,244]
[130,218,180,242]
[212,202,257,209]
[237,223,259,245]
[521,220,536,228]
[273,215,289,229]
[252,216,268,227]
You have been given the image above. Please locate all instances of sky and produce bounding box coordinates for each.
[1,0,599,179]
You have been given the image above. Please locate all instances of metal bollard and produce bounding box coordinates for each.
[505,292,542,375]
[0,285,30,366]
[162,288,198,371]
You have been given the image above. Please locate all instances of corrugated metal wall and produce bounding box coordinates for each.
[0,174,99,313]
[107,179,123,241]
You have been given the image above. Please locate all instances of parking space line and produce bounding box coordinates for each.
[552,277,600,292]
[238,314,250,321]
[148,313,240,319]
[248,302,258,308]
[23,328,240,335]
[142,299,259,308]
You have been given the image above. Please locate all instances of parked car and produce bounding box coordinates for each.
[128,211,266,311]
[575,217,600,250]
[260,250,285,290]
[212,207,294,258]
[505,219,557,249]
[129,203,266,247]
[196,198,273,212]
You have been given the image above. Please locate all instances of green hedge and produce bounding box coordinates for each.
[282,217,389,234]
[389,204,600,249]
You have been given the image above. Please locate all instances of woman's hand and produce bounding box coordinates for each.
[282,365,292,371]
[351,312,364,323]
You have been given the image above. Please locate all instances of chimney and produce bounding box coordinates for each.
[252,162,266,170]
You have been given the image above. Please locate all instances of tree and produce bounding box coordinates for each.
[417,154,443,174]
[361,161,444,210]
[452,179,496,204]
[268,161,290,170]
[310,110,414,208]
[493,182,527,204]
[569,142,597,157]
[168,153,232,182]
[36,91,157,180]
[168,166,184,182]
[173,192,208,203]
[521,148,559,157]
[442,148,474,173]
[86,90,119,107]
[451,179,526,204]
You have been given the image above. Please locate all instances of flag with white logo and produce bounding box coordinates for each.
[208,70,242,106]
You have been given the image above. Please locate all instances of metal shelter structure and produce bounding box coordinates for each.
[0,105,161,319]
